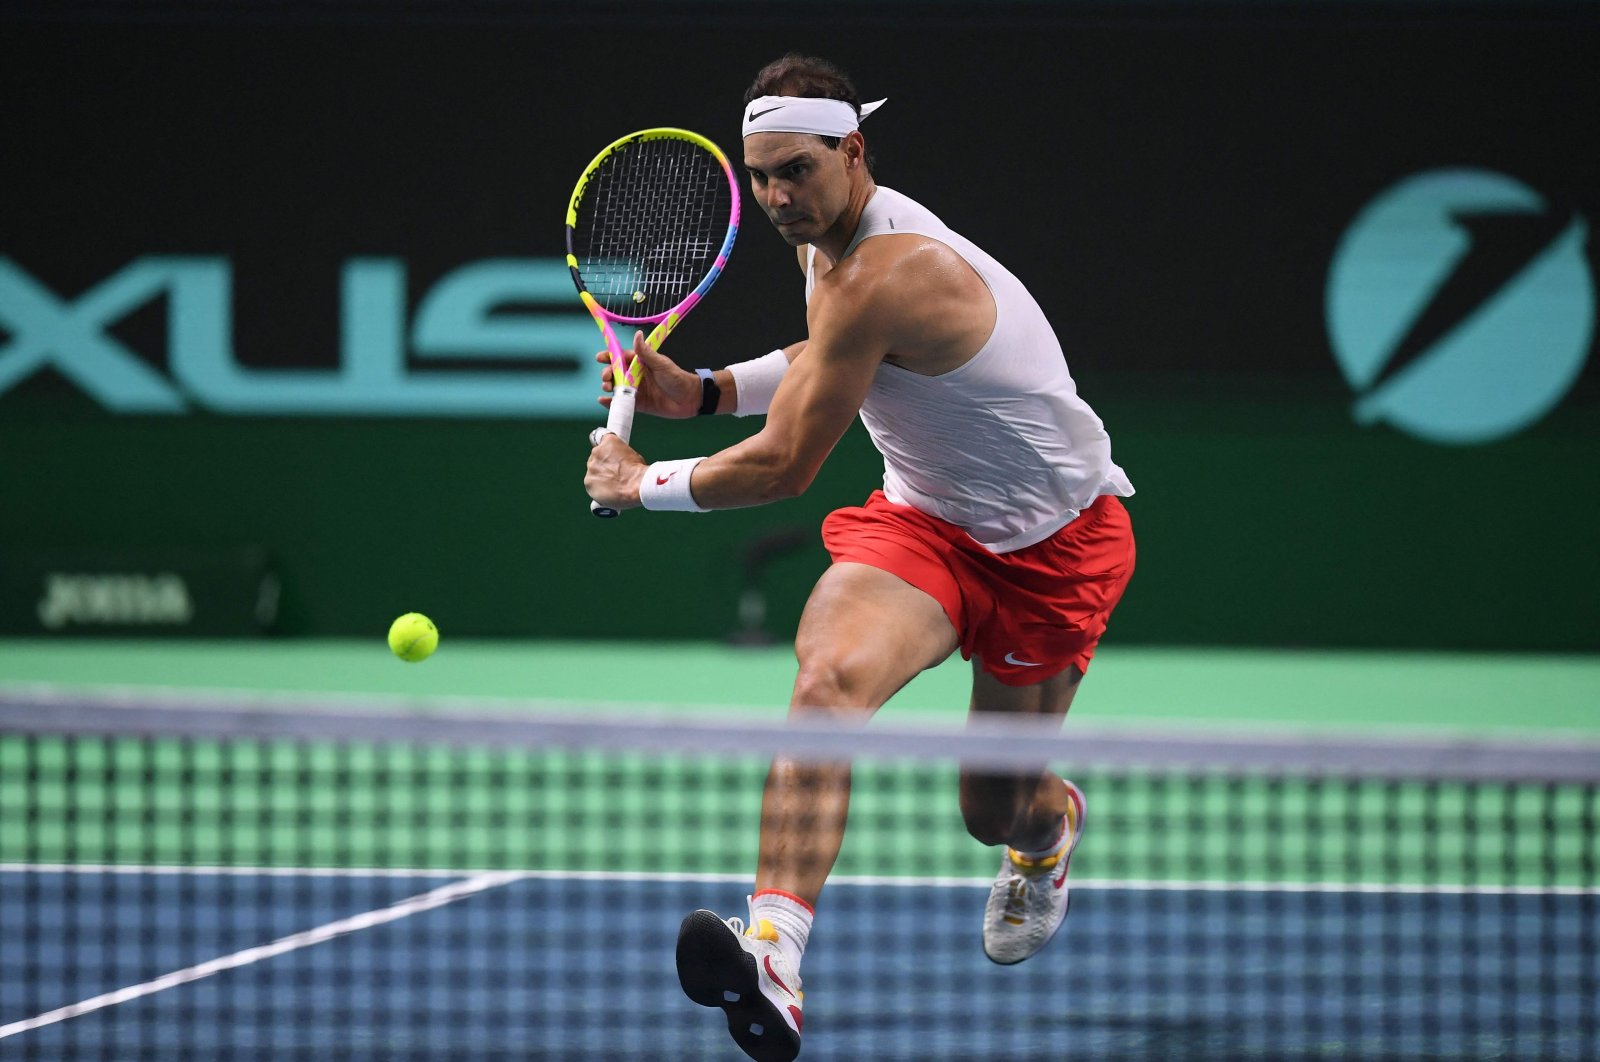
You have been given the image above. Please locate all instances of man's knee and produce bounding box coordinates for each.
[789,650,880,718]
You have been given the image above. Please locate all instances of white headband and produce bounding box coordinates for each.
[741,95,888,139]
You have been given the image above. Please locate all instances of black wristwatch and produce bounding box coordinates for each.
[695,368,721,416]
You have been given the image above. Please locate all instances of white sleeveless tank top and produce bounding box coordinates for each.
[805,186,1133,553]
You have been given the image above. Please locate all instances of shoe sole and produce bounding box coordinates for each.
[983,780,1088,966]
[676,909,802,1062]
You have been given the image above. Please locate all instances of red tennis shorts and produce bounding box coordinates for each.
[821,492,1135,686]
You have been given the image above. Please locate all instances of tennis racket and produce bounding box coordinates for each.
[567,127,741,517]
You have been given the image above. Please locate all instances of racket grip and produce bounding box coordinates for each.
[589,386,638,518]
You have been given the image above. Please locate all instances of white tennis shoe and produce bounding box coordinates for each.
[982,780,1087,965]
[677,903,804,1062]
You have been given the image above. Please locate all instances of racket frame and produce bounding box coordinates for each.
[566,127,740,517]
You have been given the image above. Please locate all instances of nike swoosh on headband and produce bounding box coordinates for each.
[742,96,887,139]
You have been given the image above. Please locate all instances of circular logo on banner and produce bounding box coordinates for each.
[1325,169,1594,445]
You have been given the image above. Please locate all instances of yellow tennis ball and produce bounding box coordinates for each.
[387,612,438,663]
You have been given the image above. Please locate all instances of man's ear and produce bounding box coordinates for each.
[844,130,867,169]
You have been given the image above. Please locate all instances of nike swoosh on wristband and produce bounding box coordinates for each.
[1003,652,1043,667]
[747,105,783,122]
[655,475,671,486]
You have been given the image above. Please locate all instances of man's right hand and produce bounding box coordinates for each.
[597,330,703,419]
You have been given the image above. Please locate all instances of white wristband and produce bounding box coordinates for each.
[729,349,790,417]
[638,457,709,512]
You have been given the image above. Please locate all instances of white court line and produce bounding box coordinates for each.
[0,870,526,1042]
[5,863,470,879]
[3,864,1593,1041]
[3,862,1597,896]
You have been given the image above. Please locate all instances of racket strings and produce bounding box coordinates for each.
[574,138,729,318]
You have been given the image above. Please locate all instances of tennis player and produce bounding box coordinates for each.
[585,54,1135,1062]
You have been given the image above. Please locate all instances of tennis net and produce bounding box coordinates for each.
[1,685,1596,1060]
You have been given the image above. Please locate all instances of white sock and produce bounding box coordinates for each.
[749,889,814,972]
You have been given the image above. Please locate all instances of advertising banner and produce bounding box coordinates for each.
[3,3,1595,648]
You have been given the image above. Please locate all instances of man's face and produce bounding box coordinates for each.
[742,132,853,247]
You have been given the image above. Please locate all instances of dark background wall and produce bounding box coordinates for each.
[2,1,1596,649]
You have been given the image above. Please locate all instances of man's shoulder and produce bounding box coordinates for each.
[863,230,968,264]
[807,235,976,354]
[827,234,977,310]
[814,236,926,305]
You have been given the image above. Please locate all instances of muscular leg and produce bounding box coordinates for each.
[958,660,1084,852]
[755,562,959,905]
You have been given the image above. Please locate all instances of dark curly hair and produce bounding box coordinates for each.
[744,54,876,173]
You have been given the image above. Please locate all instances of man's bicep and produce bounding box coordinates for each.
[752,269,895,485]
[764,310,885,466]
[759,351,866,478]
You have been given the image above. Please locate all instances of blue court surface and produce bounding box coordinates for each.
[3,869,1594,1061]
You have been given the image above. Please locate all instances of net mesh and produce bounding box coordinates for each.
[569,135,730,319]
[1,688,1596,1061]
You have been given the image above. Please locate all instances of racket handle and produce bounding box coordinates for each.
[589,386,637,518]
